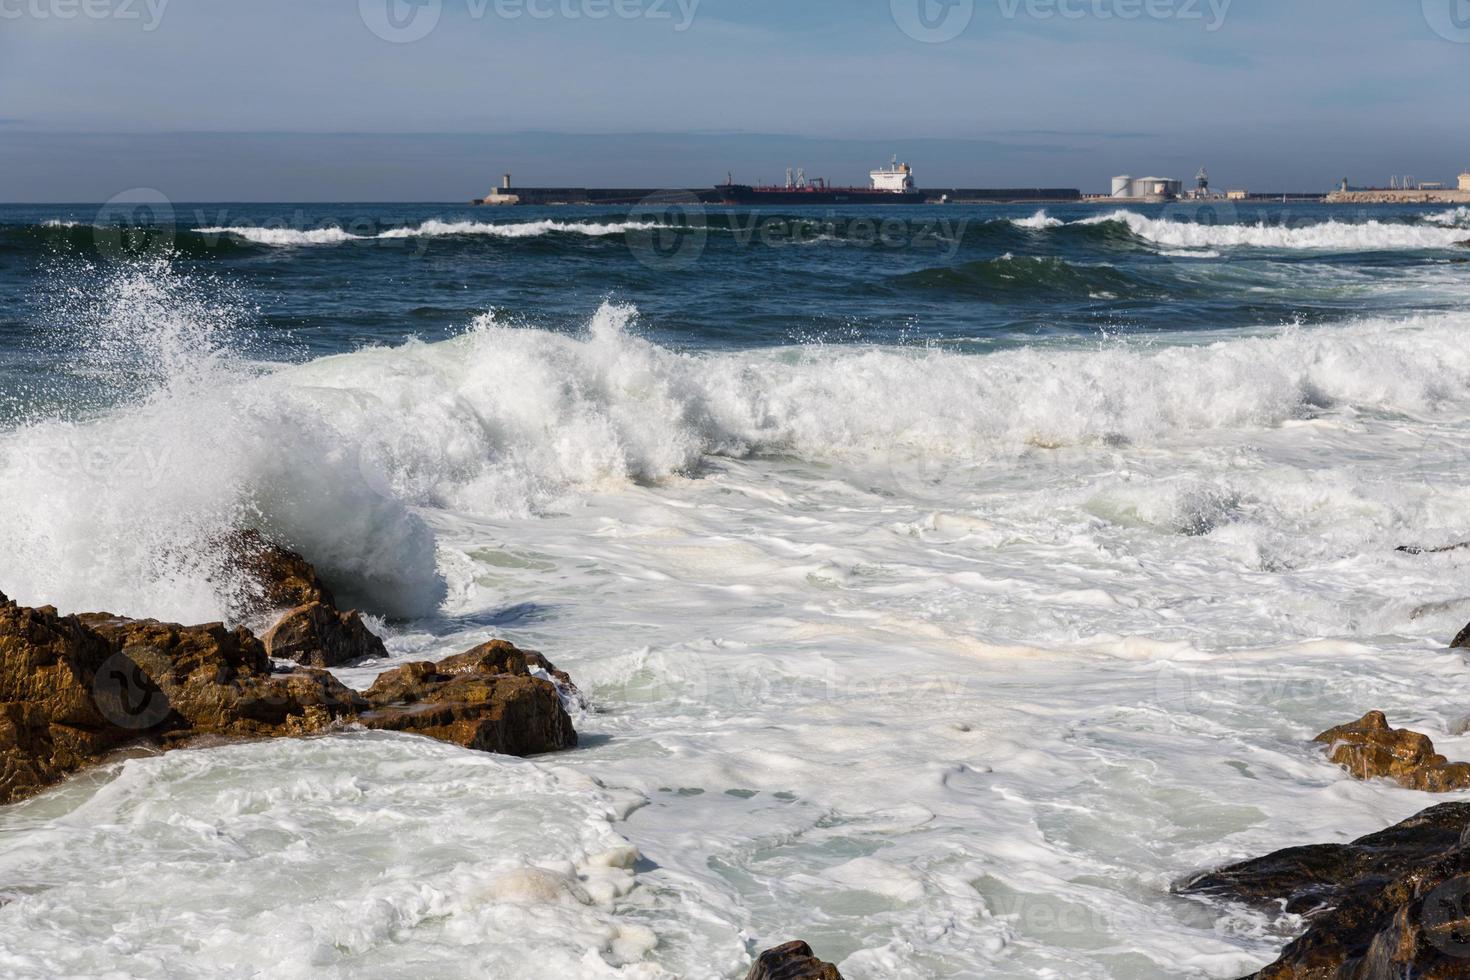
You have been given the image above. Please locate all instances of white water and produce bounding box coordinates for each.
[1083,209,1470,251]
[1010,210,1064,230]
[197,219,662,246]
[5,265,1470,977]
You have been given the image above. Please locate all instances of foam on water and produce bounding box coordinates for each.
[1081,209,1470,251]
[5,256,1470,623]
[6,258,1470,977]
[197,219,662,246]
[1010,210,1064,230]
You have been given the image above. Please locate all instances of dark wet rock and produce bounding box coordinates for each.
[0,596,579,805]
[224,529,336,614]
[745,941,844,980]
[224,530,388,668]
[1396,542,1470,556]
[262,601,388,668]
[1179,803,1470,979]
[359,640,578,756]
[0,596,362,805]
[1455,623,1470,651]
[1315,712,1470,792]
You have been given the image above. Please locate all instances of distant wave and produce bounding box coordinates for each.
[196,226,362,246]
[197,219,663,246]
[1423,207,1470,228]
[1079,210,1469,251]
[1009,210,1064,230]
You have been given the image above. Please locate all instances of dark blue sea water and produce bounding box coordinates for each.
[2,201,1465,385]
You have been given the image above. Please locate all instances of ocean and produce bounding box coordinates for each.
[1,200,1469,978]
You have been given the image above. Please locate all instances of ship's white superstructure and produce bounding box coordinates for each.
[870,156,916,193]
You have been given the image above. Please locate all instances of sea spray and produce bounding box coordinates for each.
[0,256,444,621]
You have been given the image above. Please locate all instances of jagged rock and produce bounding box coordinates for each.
[0,596,362,804]
[1455,623,1470,650]
[262,601,388,668]
[359,640,578,756]
[223,530,388,668]
[1315,712,1470,792]
[224,529,336,614]
[745,941,844,980]
[1178,803,1470,978]
[1396,542,1470,556]
[0,596,579,805]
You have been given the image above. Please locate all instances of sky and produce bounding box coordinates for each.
[1,0,1468,200]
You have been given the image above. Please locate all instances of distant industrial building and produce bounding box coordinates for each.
[1110,175,1183,201]
[1461,172,1470,192]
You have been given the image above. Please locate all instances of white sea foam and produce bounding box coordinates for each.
[1423,206,1470,228]
[1009,210,1063,230]
[1083,209,1469,251]
[198,219,661,246]
[5,258,1470,623]
[376,218,661,239]
[197,225,365,245]
[7,261,1470,977]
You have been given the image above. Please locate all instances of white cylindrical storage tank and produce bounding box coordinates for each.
[1112,175,1132,197]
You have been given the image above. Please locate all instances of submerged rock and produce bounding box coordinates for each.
[0,595,579,805]
[1315,711,1470,792]
[745,941,845,980]
[1179,803,1470,978]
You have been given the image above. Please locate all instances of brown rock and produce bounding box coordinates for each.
[1315,712,1470,792]
[360,640,577,756]
[222,530,388,669]
[0,596,363,804]
[262,602,388,668]
[746,941,844,980]
[1178,803,1470,978]
[1455,623,1470,650]
[0,596,579,805]
[223,529,336,615]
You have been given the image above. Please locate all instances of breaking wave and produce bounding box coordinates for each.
[5,258,1470,622]
[1078,210,1470,251]
[197,219,663,246]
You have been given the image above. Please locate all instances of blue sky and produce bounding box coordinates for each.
[2,0,1468,200]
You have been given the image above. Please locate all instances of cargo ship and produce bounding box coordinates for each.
[710,157,927,205]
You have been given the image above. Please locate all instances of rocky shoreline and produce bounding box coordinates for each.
[1171,606,1470,976]
[0,534,844,977]
[0,533,580,806]
[4,534,1470,977]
